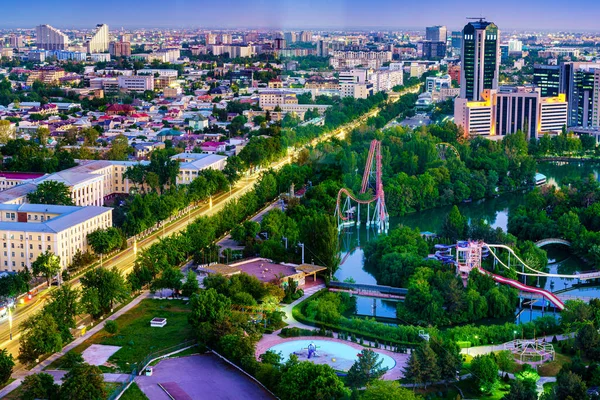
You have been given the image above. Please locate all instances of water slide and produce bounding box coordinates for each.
[476,267,565,310]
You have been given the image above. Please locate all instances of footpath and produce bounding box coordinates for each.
[0,292,150,398]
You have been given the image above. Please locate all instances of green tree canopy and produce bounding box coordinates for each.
[26,180,74,205]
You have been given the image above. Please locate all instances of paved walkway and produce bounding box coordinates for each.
[0,292,150,398]
[256,284,409,380]
[45,370,130,384]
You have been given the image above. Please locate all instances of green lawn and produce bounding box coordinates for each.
[47,299,195,372]
[120,382,149,400]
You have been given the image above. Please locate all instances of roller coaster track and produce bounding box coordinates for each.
[335,140,388,232]
[484,244,600,280]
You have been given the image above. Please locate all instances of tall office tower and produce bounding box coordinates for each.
[459,19,500,101]
[421,41,447,59]
[559,62,600,127]
[533,64,561,97]
[284,32,296,44]
[426,26,447,43]
[36,24,69,50]
[86,24,109,53]
[316,40,328,57]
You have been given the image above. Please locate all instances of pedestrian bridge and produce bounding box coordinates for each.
[328,281,407,299]
[535,238,571,248]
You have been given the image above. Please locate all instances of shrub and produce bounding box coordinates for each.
[104,320,118,334]
[62,352,84,369]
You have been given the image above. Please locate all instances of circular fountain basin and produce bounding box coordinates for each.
[267,339,396,371]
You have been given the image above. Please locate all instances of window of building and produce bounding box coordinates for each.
[38,245,42,250]
[47,236,51,241]
[47,245,51,250]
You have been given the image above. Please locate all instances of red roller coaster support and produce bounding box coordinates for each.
[335,140,389,232]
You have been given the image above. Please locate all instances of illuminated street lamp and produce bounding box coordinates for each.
[8,307,13,340]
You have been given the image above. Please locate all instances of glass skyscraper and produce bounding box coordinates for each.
[460,20,500,101]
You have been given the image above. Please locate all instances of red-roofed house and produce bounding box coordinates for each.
[200,141,227,153]
[106,104,136,116]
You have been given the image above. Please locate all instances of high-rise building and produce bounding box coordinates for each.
[451,31,462,50]
[109,41,131,57]
[86,24,109,54]
[219,33,232,44]
[508,39,523,53]
[8,35,24,49]
[316,40,328,57]
[36,24,69,50]
[273,38,286,50]
[421,41,446,59]
[533,64,561,97]
[459,19,500,101]
[284,32,296,44]
[205,33,217,45]
[559,62,600,127]
[300,31,313,42]
[426,26,447,43]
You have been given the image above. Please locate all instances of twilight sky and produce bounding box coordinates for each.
[2,0,600,31]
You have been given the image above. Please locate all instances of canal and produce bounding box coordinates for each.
[337,161,600,321]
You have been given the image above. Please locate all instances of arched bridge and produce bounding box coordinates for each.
[535,238,571,248]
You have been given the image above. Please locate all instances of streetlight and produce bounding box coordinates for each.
[8,307,12,340]
[513,330,517,341]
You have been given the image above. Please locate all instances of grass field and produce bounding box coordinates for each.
[538,352,572,377]
[120,382,149,400]
[47,299,195,372]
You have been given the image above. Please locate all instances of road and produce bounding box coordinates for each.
[0,85,421,371]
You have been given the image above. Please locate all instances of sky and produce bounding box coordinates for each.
[2,0,600,32]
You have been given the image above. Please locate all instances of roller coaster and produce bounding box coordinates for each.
[334,140,389,233]
[432,240,600,311]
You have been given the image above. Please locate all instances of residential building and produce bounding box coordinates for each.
[170,153,228,184]
[258,91,298,108]
[459,19,500,101]
[450,31,462,52]
[109,41,131,57]
[0,204,112,272]
[340,83,373,99]
[329,50,392,70]
[26,67,65,85]
[284,32,296,44]
[117,75,154,92]
[36,24,68,50]
[86,24,109,54]
[426,75,452,92]
[540,94,569,133]
[508,39,523,53]
[316,40,328,57]
[369,68,403,92]
[90,53,111,62]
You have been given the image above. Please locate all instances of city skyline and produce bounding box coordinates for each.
[2,0,600,31]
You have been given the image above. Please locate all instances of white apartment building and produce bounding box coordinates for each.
[139,69,178,78]
[171,153,228,184]
[329,50,392,70]
[340,83,373,99]
[0,204,112,272]
[86,24,109,54]
[426,75,452,92]
[454,97,494,135]
[540,95,569,133]
[118,75,155,92]
[369,68,403,93]
[508,39,523,53]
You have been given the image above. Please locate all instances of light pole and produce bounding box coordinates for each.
[513,330,517,342]
[8,307,13,340]
[299,243,305,264]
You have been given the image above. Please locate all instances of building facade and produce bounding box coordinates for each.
[36,25,68,50]
[86,24,109,54]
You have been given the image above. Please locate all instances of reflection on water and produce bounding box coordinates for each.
[353,296,399,319]
[335,161,600,323]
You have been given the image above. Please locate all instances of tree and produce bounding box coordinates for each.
[404,342,439,388]
[20,373,60,400]
[497,350,516,374]
[435,338,463,382]
[31,251,61,286]
[556,371,587,400]
[189,288,231,324]
[80,267,129,318]
[182,270,200,297]
[278,362,347,400]
[87,227,123,255]
[105,134,131,161]
[471,354,499,394]
[441,205,467,241]
[502,379,537,400]
[44,284,79,342]
[60,363,106,400]
[0,120,13,144]
[0,348,14,385]
[154,266,183,296]
[26,180,74,205]
[36,126,50,145]
[18,312,62,365]
[346,349,387,388]
[576,323,599,354]
[361,380,421,400]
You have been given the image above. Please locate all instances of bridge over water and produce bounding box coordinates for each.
[328,281,407,299]
[534,238,571,247]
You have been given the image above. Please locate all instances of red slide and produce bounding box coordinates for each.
[477,268,565,310]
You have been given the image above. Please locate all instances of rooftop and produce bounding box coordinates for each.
[0,204,111,233]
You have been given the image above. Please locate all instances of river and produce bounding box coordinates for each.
[336,161,600,321]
